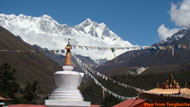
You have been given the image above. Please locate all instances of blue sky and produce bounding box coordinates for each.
[0,0,182,46]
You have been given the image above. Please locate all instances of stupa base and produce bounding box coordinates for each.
[45,100,91,107]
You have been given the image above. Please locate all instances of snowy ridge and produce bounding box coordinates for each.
[158,28,189,45]
[73,18,121,41]
[0,14,132,60]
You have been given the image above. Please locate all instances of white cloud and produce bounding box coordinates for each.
[157,0,190,40]
[170,0,190,26]
[158,24,179,40]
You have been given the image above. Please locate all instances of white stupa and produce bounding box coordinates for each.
[45,40,91,107]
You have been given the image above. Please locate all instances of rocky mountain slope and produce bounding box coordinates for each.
[80,28,190,106]
[96,27,190,76]
[0,26,61,94]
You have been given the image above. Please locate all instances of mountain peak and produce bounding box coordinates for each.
[74,18,125,42]
[80,18,94,27]
[42,14,52,19]
[156,27,190,46]
[18,14,25,17]
[84,18,92,23]
[0,14,16,18]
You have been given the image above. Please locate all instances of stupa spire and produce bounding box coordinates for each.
[64,38,72,66]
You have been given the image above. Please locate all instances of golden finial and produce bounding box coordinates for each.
[162,82,166,89]
[156,82,159,88]
[166,80,169,89]
[169,74,174,83]
[64,38,72,66]
[176,82,180,89]
[65,38,72,49]
[174,80,176,84]
[185,81,187,88]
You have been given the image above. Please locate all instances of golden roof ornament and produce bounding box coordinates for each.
[174,80,176,84]
[169,74,174,84]
[64,38,72,66]
[176,82,180,88]
[185,81,187,88]
[156,82,159,88]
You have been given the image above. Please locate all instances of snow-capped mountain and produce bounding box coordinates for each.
[0,14,132,60]
[157,27,190,46]
[73,18,121,41]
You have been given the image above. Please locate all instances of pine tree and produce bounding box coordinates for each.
[0,63,20,98]
[0,63,42,104]
[23,80,40,103]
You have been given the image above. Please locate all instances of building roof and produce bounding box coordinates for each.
[139,75,190,102]
[180,88,190,96]
[143,88,180,94]
[9,104,101,107]
[89,105,101,107]
[142,88,190,96]
[9,105,46,107]
[112,98,147,107]
[140,88,190,102]
[0,95,11,101]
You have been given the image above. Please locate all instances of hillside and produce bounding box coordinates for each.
[96,28,190,76]
[0,26,61,94]
[80,28,190,106]
[80,69,190,106]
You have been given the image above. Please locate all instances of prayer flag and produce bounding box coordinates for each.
[156,46,160,50]
[31,50,35,53]
[187,44,190,48]
[55,50,59,53]
[50,50,54,54]
[178,44,182,48]
[182,44,187,48]
[16,50,21,53]
[61,50,65,53]
[40,50,44,53]
[174,45,178,49]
